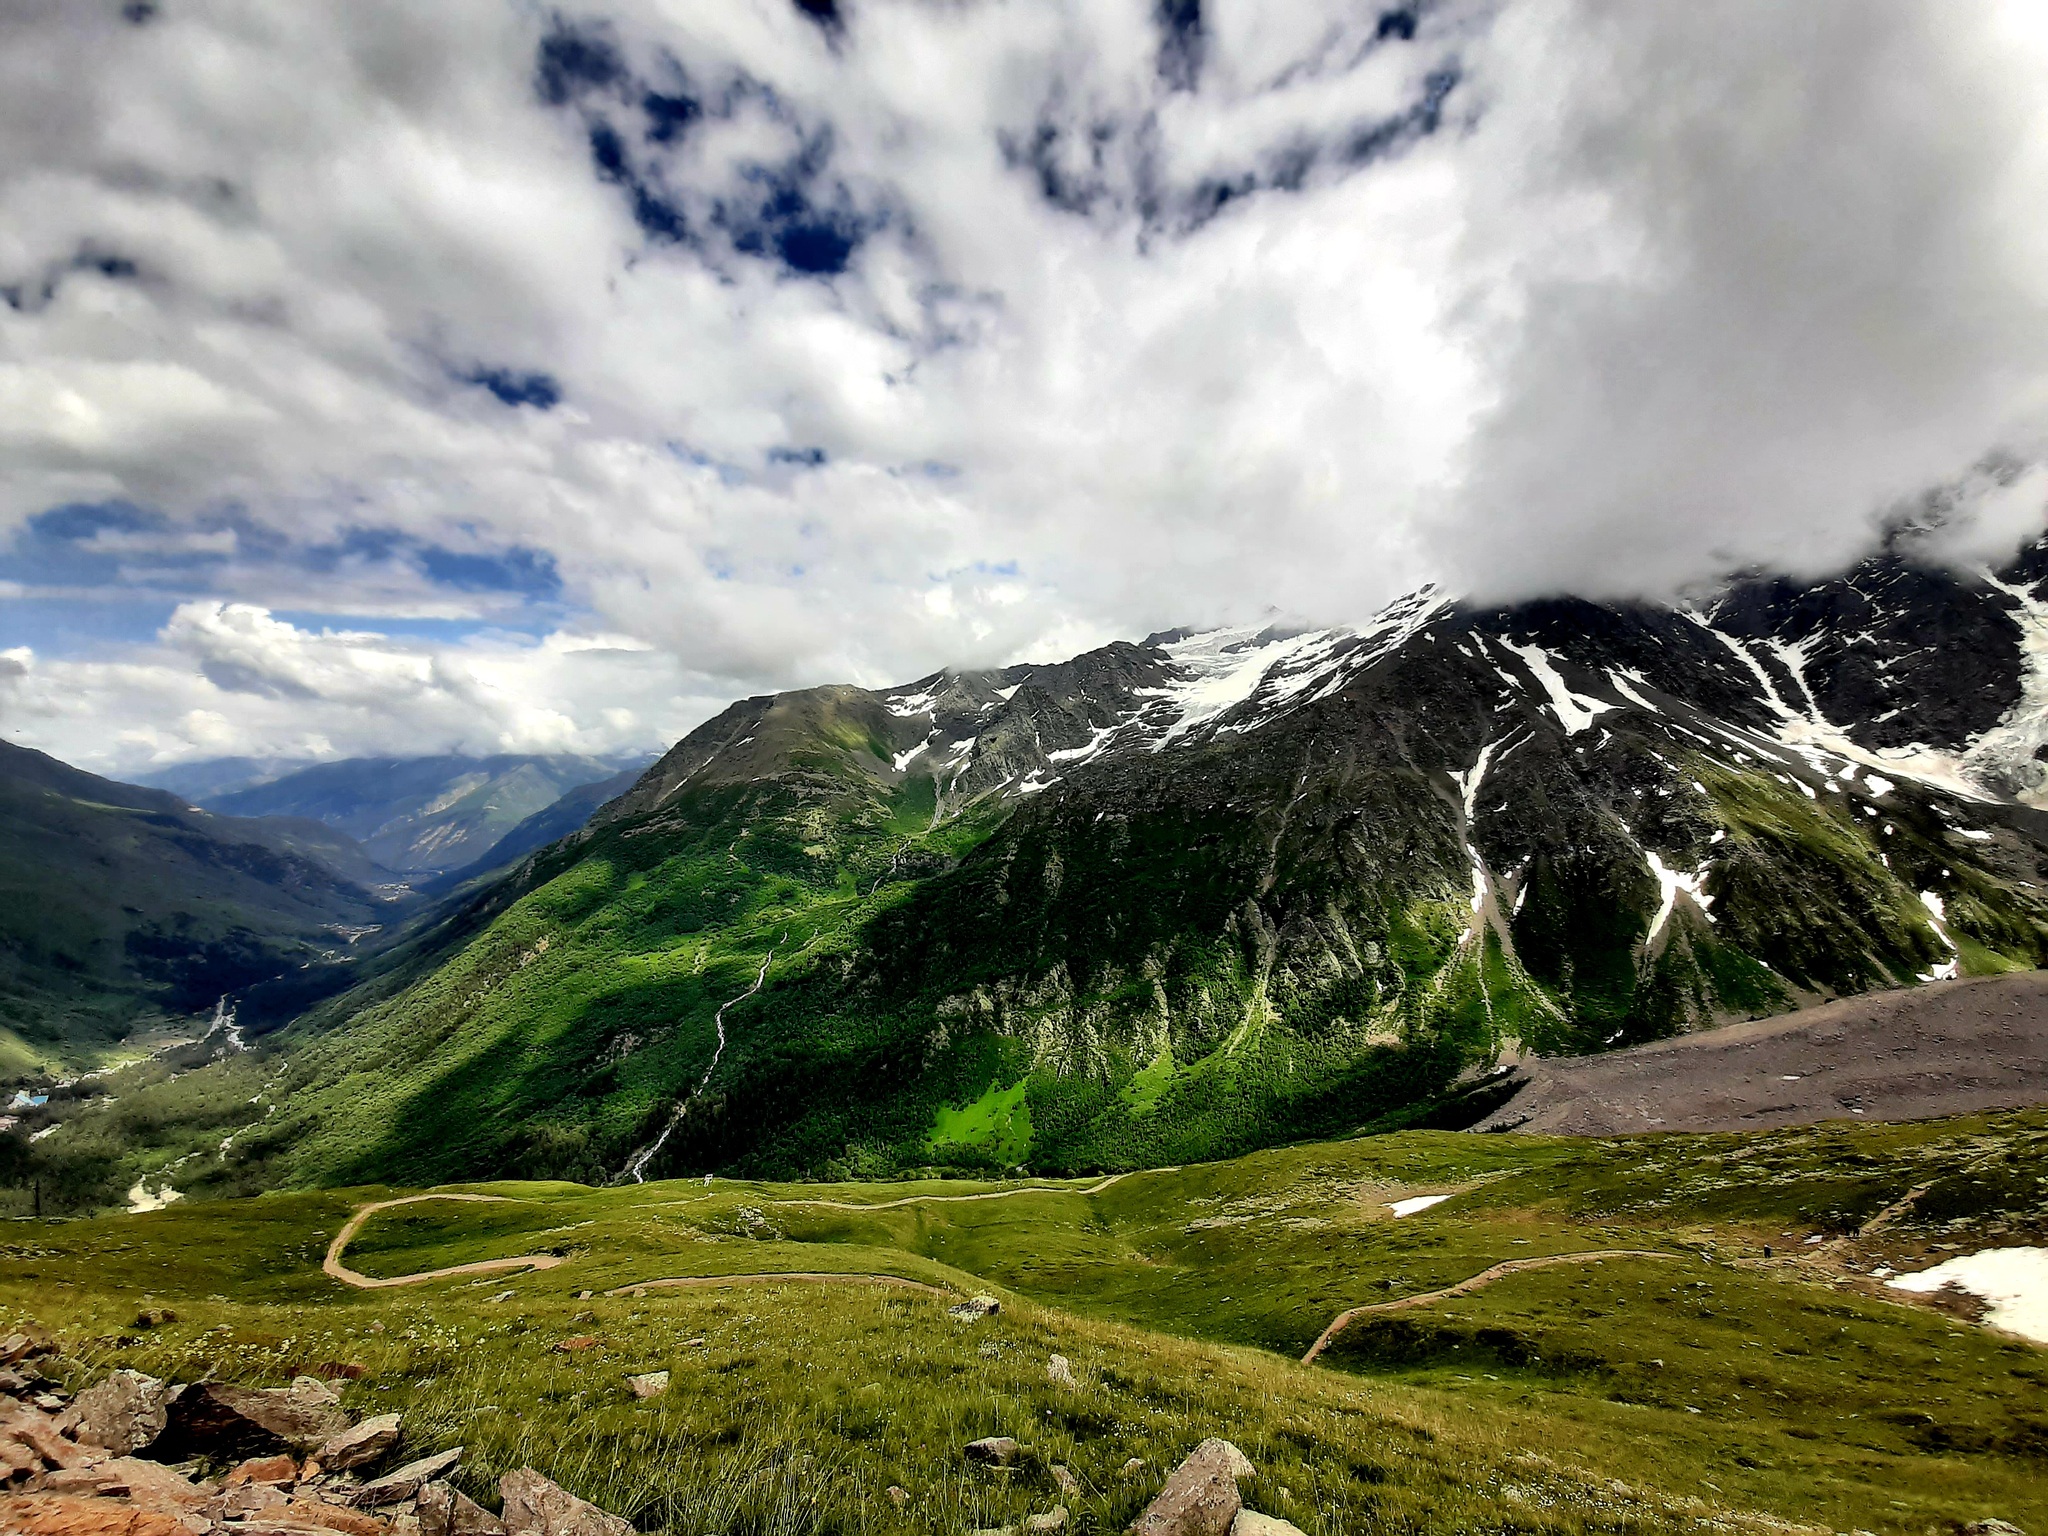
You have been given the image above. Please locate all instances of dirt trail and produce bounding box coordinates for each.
[771,1172,1132,1212]
[1301,1249,1680,1364]
[324,1193,564,1289]
[604,1272,954,1298]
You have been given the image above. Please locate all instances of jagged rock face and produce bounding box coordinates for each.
[267,539,2048,1186]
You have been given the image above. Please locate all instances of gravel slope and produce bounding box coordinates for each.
[1474,971,2048,1135]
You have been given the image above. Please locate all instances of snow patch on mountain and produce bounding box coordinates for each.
[1499,640,1617,736]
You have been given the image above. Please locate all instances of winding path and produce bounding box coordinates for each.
[1301,1249,1681,1364]
[324,1193,563,1289]
[771,1172,1134,1212]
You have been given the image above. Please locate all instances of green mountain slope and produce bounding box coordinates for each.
[0,740,396,1076]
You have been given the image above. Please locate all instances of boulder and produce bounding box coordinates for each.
[1045,1356,1077,1390]
[1128,1440,1252,1536]
[317,1414,402,1473]
[1229,1515,1307,1536]
[282,1500,389,1536]
[499,1467,633,1536]
[964,1437,1023,1468]
[623,1373,668,1401]
[64,1371,178,1457]
[1,1493,192,1536]
[339,1448,464,1508]
[1048,1465,1081,1497]
[154,1381,349,1461]
[949,1296,1000,1322]
[418,1480,506,1536]
[1024,1511,1068,1533]
[91,1457,214,1514]
[885,1486,910,1509]
[1961,1524,2024,1536]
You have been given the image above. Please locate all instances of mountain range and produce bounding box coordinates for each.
[188,753,648,875]
[20,532,2036,1204]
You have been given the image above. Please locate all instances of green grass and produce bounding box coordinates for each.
[928,1079,1033,1165]
[7,1109,2045,1536]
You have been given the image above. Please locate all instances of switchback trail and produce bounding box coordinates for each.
[1301,1250,1681,1364]
[771,1172,1135,1212]
[620,945,775,1184]
[324,1193,564,1289]
[603,1272,954,1298]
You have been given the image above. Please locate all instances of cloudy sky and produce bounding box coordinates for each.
[4,0,2048,776]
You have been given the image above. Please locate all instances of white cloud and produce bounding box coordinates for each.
[0,602,716,774]
[0,0,2044,770]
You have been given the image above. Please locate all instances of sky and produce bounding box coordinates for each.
[4,0,2048,776]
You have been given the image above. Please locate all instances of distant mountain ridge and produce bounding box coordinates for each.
[152,530,2048,1195]
[195,753,647,875]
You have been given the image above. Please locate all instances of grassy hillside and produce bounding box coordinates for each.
[6,1109,2043,1535]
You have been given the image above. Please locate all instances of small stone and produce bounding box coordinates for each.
[224,1454,298,1487]
[964,1437,1024,1468]
[948,1295,1001,1321]
[340,1448,464,1508]
[1049,1465,1080,1497]
[34,1393,66,1412]
[1229,1515,1307,1536]
[574,1292,593,1301]
[624,1372,668,1400]
[419,1481,506,1536]
[1129,1440,1252,1536]
[318,1414,402,1474]
[1120,1458,1146,1479]
[486,1292,515,1305]
[1045,1356,1077,1390]
[1024,1510,1068,1534]
[499,1466,633,1536]
[885,1485,910,1509]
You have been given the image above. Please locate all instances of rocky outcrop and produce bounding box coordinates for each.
[498,1467,633,1536]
